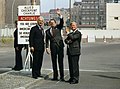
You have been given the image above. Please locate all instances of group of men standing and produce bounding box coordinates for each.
[13,9,82,84]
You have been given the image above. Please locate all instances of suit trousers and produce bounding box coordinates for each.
[14,48,23,69]
[68,54,80,81]
[50,44,64,79]
[32,50,44,77]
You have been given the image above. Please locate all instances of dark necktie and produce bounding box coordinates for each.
[40,27,44,35]
[52,28,56,37]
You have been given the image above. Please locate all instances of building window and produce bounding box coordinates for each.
[86,17,90,20]
[114,17,118,20]
[86,22,89,24]
[87,6,90,9]
[91,6,95,9]
[82,12,85,14]
[114,0,118,3]
[82,17,85,20]
[82,22,86,25]
[82,6,86,9]
[91,17,94,20]
[86,12,89,14]
[91,22,95,25]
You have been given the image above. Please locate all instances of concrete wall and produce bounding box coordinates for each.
[1,28,120,38]
[106,3,120,30]
[0,0,5,26]
[80,30,120,42]
[80,30,120,38]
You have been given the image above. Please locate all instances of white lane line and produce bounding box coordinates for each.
[0,68,12,71]
[42,68,120,73]
[1,68,120,73]
[55,69,120,84]
[79,69,120,72]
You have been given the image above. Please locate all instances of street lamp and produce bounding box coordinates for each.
[53,0,56,19]
[54,0,56,10]
[69,0,72,23]
[40,0,41,14]
[12,0,16,26]
[31,0,36,5]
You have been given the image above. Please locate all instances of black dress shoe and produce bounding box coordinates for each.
[70,80,78,84]
[12,67,15,70]
[32,77,38,79]
[65,78,72,83]
[12,67,23,71]
[51,78,58,81]
[59,78,65,81]
[38,75,43,77]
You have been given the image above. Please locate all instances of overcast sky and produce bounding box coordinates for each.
[40,0,81,12]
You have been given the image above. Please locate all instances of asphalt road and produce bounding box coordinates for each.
[0,43,120,89]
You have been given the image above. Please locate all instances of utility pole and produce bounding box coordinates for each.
[69,0,72,23]
[54,0,56,10]
[54,0,56,19]
[12,0,16,26]
[31,0,36,5]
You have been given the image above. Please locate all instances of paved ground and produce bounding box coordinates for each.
[0,69,120,89]
[29,71,120,89]
[0,42,120,89]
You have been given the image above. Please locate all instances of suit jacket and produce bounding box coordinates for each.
[65,30,82,55]
[46,18,64,48]
[14,28,23,48]
[29,25,44,51]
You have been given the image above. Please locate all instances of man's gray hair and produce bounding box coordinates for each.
[70,21,77,26]
[38,16,44,21]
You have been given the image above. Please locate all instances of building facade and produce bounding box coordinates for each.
[106,3,120,30]
[72,2,82,25]
[79,0,106,28]
[72,0,120,29]
[107,0,120,3]
[0,0,5,28]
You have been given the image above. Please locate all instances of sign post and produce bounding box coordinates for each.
[18,5,40,71]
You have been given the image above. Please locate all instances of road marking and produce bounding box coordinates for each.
[0,68,12,71]
[42,68,120,73]
[79,69,120,72]
[0,68,120,73]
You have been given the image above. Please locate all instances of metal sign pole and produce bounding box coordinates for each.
[23,45,33,71]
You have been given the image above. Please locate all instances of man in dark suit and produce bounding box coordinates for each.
[65,22,82,84]
[29,16,44,79]
[12,20,23,71]
[45,9,64,81]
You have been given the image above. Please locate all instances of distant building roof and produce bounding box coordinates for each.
[73,2,82,6]
[49,8,69,14]
[41,12,49,16]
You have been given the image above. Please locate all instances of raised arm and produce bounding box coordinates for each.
[56,9,64,29]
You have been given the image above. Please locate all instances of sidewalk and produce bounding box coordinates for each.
[0,69,52,89]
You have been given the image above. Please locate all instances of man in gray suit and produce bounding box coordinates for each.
[65,22,82,84]
[45,9,64,81]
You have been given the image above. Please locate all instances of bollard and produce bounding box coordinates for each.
[103,36,106,42]
[95,36,96,42]
[86,35,88,43]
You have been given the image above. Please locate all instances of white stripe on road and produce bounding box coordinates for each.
[1,68,120,73]
[42,68,120,73]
